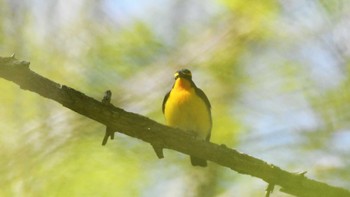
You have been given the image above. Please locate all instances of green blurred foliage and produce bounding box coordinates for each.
[1,0,350,197]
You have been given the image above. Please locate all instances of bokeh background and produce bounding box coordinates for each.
[1,0,350,196]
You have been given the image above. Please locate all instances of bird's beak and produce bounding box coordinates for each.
[174,71,185,79]
[174,72,180,79]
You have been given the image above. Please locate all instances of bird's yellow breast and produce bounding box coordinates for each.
[164,80,211,139]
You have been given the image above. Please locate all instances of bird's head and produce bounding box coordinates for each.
[174,69,192,81]
[173,69,194,90]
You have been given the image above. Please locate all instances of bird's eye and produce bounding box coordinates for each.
[182,69,192,76]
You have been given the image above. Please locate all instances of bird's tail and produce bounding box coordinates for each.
[190,156,207,167]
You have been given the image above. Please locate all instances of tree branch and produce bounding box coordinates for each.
[0,56,349,197]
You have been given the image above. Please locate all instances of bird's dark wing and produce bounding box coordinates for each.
[162,91,170,113]
[195,87,211,112]
[195,87,212,141]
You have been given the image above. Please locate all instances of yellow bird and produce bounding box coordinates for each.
[162,69,212,167]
